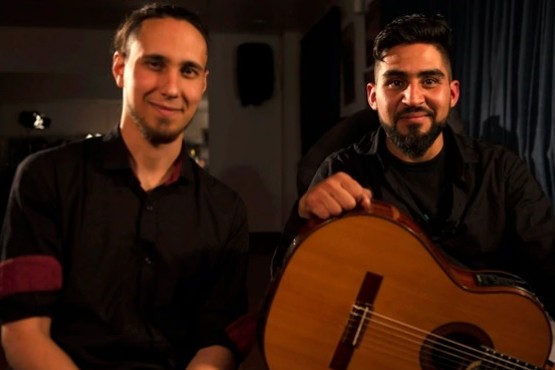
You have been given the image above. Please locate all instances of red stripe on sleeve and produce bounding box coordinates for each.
[0,255,62,299]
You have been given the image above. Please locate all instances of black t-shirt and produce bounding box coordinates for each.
[381,143,451,237]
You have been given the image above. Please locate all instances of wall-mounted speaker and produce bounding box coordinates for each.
[236,42,274,106]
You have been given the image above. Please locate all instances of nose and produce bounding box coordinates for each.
[402,82,425,106]
[160,69,179,99]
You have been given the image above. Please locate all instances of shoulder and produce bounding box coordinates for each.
[452,133,541,198]
[191,161,247,216]
[454,132,523,169]
[18,137,99,167]
[13,138,95,184]
[309,131,379,187]
[321,129,379,167]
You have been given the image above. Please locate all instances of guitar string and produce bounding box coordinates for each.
[354,320,469,370]
[357,316,521,370]
[333,305,535,370]
[344,309,540,370]
[347,306,507,363]
[343,315,486,370]
[371,338,469,370]
[344,317,536,370]
[359,314,536,370]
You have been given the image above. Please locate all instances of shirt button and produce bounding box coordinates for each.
[144,257,152,264]
[145,203,154,211]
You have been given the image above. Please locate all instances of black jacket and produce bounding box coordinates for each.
[276,125,555,317]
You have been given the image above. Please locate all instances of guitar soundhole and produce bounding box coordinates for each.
[419,322,493,370]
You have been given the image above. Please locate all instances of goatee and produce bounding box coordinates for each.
[130,110,183,146]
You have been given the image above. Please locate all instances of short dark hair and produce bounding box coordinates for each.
[112,2,209,55]
[373,14,453,76]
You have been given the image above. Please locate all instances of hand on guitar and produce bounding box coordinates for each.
[298,172,373,219]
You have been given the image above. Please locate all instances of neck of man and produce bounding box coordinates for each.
[120,120,183,192]
[385,133,445,163]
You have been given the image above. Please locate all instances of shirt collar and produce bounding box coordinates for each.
[354,122,478,181]
[354,126,384,155]
[97,126,131,170]
[166,147,193,185]
[443,124,478,185]
[96,125,193,185]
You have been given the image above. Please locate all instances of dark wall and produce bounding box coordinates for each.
[0,137,71,227]
[299,6,342,156]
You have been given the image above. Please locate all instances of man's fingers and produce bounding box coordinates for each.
[357,188,373,210]
[334,173,372,210]
[299,187,345,219]
[298,172,373,219]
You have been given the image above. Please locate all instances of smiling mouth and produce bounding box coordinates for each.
[397,114,431,122]
[150,102,184,114]
[396,107,434,121]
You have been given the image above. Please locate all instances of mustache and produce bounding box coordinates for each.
[395,107,434,120]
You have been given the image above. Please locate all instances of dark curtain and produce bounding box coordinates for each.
[382,0,555,204]
[446,0,555,204]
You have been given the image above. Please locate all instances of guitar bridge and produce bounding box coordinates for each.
[347,303,373,347]
[329,271,383,370]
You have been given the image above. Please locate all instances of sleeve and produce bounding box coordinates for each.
[195,195,251,362]
[504,152,555,318]
[0,153,63,324]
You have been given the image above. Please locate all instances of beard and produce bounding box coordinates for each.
[382,107,447,159]
[129,106,186,146]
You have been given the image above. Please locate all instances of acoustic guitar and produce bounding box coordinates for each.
[262,202,553,370]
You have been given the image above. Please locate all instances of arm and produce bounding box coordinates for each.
[185,345,235,370]
[1,317,78,370]
[298,171,372,219]
[192,195,251,367]
[0,154,72,368]
[504,153,555,317]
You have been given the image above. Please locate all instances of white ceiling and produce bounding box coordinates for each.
[0,0,337,33]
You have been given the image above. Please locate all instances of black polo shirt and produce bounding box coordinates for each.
[0,127,249,369]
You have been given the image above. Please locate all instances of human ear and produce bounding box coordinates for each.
[367,83,378,110]
[112,52,125,88]
[450,80,460,107]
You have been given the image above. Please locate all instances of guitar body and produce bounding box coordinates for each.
[262,203,553,370]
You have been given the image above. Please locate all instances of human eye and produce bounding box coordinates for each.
[144,57,164,71]
[421,71,444,88]
[422,77,440,87]
[385,79,406,89]
[181,64,201,78]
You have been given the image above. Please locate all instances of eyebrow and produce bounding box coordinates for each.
[181,60,205,71]
[382,69,446,79]
[142,53,206,71]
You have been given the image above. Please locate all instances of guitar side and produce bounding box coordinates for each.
[262,207,553,370]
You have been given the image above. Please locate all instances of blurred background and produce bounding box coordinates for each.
[1,0,554,368]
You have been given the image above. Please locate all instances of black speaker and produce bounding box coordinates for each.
[236,42,274,106]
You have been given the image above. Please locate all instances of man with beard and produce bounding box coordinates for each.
[0,4,250,370]
[272,13,555,324]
